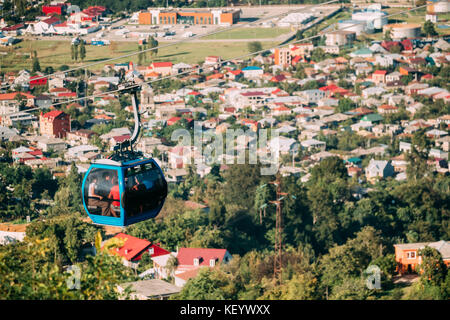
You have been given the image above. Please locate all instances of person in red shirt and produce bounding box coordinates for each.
[108,175,121,217]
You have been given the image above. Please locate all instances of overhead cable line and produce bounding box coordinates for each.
[3,3,431,118]
[0,0,339,90]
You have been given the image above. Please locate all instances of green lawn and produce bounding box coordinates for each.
[0,39,279,73]
[203,27,291,40]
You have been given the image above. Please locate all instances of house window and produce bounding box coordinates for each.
[210,258,217,267]
[149,247,154,255]
[407,251,416,259]
[194,257,200,266]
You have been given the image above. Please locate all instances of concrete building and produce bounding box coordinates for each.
[138,8,241,26]
[39,110,71,138]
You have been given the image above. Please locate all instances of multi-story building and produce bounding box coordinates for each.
[274,48,291,68]
[138,8,241,26]
[39,110,71,138]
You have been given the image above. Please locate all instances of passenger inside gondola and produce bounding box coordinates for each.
[84,168,120,217]
[108,175,121,217]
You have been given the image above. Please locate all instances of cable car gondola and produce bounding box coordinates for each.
[81,84,167,227]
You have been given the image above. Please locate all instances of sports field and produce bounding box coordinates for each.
[0,39,279,73]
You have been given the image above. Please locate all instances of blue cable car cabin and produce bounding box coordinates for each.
[82,158,167,227]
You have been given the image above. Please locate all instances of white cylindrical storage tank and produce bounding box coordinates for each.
[351,10,388,30]
[338,19,366,36]
[383,23,422,40]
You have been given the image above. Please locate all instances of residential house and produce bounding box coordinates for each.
[298,89,326,105]
[117,279,181,300]
[0,92,35,115]
[241,66,264,79]
[173,248,232,287]
[66,129,97,145]
[301,138,326,151]
[103,233,170,269]
[377,104,398,114]
[67,144,99,160]
[269,136,299,156]
[386,71,401,83]
[394,240,450,274]
[35,95,53,109]
[149,62,173,76]
[365,159,395,182]
[372,70,387,85]
[36,137,66,152]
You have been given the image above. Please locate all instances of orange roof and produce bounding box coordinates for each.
[146,72,160,77]
[379,104,397,110]
[175,268,201,281]
[0,92,35,100]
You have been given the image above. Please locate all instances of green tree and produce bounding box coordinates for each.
[149,36,159,57]
[79,41,86,61]
[32,55,41,73]
[418,246,447,287]
[423,21,438,38]
[72,44,79,61]
[173,267,237,300]
[248,41,262,54]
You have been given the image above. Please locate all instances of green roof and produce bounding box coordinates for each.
[352,48,372,55]
[346,157,362,163]
[361,113,383,122]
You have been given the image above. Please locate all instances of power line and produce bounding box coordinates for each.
[0,0,339,91]
[1,3,432,118]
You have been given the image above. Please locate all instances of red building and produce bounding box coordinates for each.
[29,76,48,89]
[42,3,66,16]
[39,110,70,138]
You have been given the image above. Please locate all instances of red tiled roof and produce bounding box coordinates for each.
[41,110,64,119]
[57,92,77,97]
[105,233,151,261]
[112,135,131,143]
[176,248,228,267]
[229,70,242,75]
[152,62,173,68]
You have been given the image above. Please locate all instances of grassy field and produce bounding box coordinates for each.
[0,39,279,73]
[203,27,291,40]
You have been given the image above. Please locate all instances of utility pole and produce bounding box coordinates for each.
[269,174,287,285]
[84,68,87,108]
